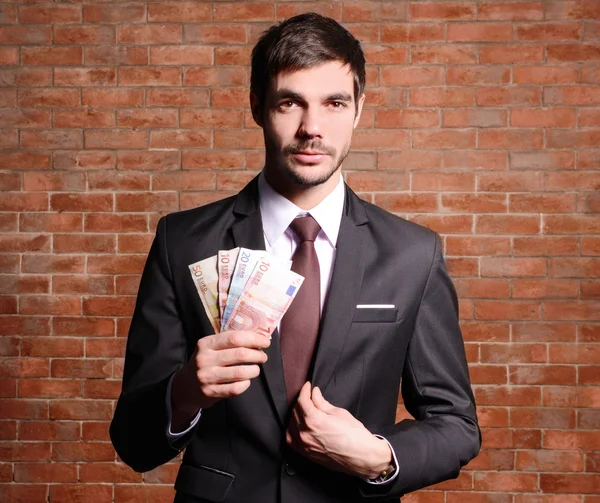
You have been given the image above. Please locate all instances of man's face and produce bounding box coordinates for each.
[254,61,365,189]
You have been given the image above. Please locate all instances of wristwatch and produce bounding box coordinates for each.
[371,459,396,483]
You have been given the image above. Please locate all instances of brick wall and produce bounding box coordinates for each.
[1,1,599,502]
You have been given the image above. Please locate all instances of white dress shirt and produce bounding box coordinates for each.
[166,171,398,484]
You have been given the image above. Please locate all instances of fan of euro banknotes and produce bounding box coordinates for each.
[188,248,305,337]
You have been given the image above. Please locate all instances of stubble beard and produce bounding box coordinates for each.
[275,140,351,188]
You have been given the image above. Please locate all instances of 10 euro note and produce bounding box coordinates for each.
[189,255,220,333]
[217,247,240,321]
[222,257,304,338]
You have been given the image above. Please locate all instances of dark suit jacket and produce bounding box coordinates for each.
[110,176,481,503]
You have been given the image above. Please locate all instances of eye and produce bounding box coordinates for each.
[278,100,297,110]
[330,101,346,109]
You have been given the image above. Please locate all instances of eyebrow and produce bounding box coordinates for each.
[273,88,353,103]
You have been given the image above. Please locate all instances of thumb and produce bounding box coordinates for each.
[311,386,337,414]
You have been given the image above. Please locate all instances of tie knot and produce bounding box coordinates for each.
[290,215,321,242]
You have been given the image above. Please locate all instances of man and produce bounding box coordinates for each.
[110,13,481,503]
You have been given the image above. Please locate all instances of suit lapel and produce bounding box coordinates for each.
[230,177,289,428]
[311,187,368,393]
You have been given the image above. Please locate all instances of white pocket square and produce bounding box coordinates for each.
[356,304,395,309]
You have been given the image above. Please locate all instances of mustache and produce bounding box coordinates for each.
[283,142,335,156]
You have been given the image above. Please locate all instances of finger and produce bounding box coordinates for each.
[215,347,268,367]
[296,382,314,411]
[199,364,261,385]
[208,331,271,351]
[200,380,251,400]
[311,386,336,414]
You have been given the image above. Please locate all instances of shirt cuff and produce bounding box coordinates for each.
[363,435,399,485]
[165,372,202,441]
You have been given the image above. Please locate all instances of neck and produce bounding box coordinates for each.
[263,168,341,211]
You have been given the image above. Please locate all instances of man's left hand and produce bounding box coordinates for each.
[285,382,392,479]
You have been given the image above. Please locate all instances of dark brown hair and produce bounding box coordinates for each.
[250,13,366,114]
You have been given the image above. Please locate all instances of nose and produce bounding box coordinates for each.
[297,108,323,139]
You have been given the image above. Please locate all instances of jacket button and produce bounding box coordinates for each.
[285,463,296,476]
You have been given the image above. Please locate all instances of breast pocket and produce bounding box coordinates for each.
[352,305,398,323]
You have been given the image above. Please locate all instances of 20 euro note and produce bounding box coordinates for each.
[221,248,292,330]
[188,255,220,333]
[222,257,304,338]
[217,247,240,321]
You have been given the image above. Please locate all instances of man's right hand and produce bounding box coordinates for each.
[170,331,270,433]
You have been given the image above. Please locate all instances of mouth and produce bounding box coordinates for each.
[292,151,329,164]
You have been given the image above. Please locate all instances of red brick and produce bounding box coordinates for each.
[21,255,84,275]
[442,194,507,213]
[114,192,177,212]
[18,378,82,398]
[540,474,600,494]
[546,0,600,20]
[88,172,150,192]
[83,296,136,317]
[50,193,113,213]
[411,87,474,107]
[0,5,16,23]
[511,407,575,428]
[116,275,142,294]
[409,215,473,234]
[0,68,52,87]
[446,258,479,278]
[19,5,81,24]
[364,88,407,108]
[481,428,542,449]
[444,109,506,128]
[22,130,83,150]
[150,130,211,149]
[514,65,580,84]
[412,130,476,149]
[0,255,19,274]
[380,23,444,43]
[579,108,600,127]
[0,26,51,44]
[213,3,274,22]
[54,151,115,171]
[49,484,112,503]
[23,172,86,192]
[180,151,244,172]
[214,46,253,65]
[22,46,82,66]
[14,463,77,483]
[478,1,543,20]
[53,317,114,337]
[0,357,49,378]
[511,107,575,127]
[85,46,148,65]
[86,338,126,359]
[54,25,114,45]
[481,44,544,63]
[446,237,510,257]
[79,462,142,483]
[477,87,542,107]
[345,172,408,193]
[19,89,79,108]
[55,67,116,87]
[150,45,212,65]
[480,129,543,149]
[548,43,600,62]
[545,430,600,450]
[0,109,51,128]
[0,316,50,337]
[380,66,443,86]
[448,22,512,41]
[54,109,115,129]
[119,67,181,87]
[146,88,209,107]
[51,359,112,379]
[84,4,146,23]
[152,172,216,191]
[213,129,266,149]
[186,24,246,45]
[509,364,577,385]
[544,85,600,105]
[118,24,181,44]
[412,172,474,191]
[548,343,600,364]
[446,66,511,85]
[53,275,113,295]
[378,151,441,171]
[20,296,81,316]
[412,44,477,64]
[444,151,508,170]
[510,150,575,170]
[114,485,176,503]
[85,214,148,233]
[85,130,148,150]
[180,109,243,129]
[82,421,110,441]
[474,472,539,492]
[410,1,475,20]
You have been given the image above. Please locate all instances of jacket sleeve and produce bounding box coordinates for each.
[359,234,481,499]
[110,216,197,472]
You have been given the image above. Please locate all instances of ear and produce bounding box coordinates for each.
[249,91,263,128]
[353,93,366,129]
[353,93,365,129]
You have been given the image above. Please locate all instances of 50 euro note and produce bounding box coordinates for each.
[222,257,304,338]
[188,255,220,333]
[217,247,240,321]
[221,248,290,330]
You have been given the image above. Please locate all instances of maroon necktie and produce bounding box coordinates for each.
[280,215,321,405]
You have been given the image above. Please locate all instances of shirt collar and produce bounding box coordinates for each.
[258,171,345,248]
